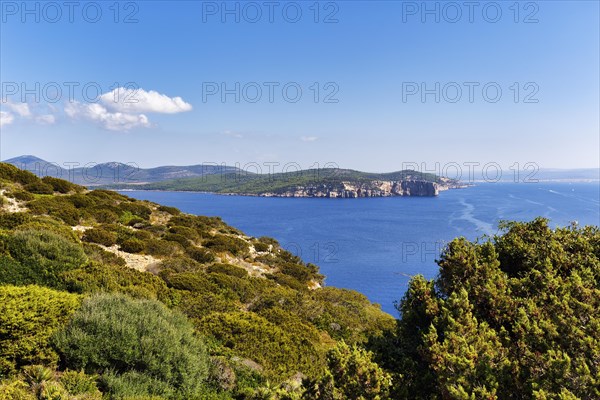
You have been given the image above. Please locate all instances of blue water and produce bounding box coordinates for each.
[121,183,599,315]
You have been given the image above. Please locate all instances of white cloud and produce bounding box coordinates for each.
[100,88,192,114]
[4,101,31,117]
[65,102,150,132]
[301,136,318,142]
[222,130,243,138]
[36,114,56,125]
[0,111,14,127]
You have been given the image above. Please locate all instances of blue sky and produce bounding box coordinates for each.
[0,0,598,171]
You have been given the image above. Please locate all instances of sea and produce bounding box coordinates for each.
[121,182,600,315]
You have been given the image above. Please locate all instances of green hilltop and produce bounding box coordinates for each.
[110,168,456,197]
[0,162,598,399]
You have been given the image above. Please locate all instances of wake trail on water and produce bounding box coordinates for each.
[457,198,496,236]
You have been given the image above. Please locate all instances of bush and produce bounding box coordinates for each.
[23,181,54,194]
[89,208,119,224]
[208,263,249,279]
[164,233,192,248]
[0,285,80,376]
[158,257,202,273]
[0,163,39,185]
[158,205,181,215]
[59,370,102,398]
[197,312,325,381]
[119,203,152,220]
[3,229,88,287]
[253,242,270,253]
[54,293,211,397]
[119,238,145,254]
[99,370,176,399]
[144,239,180,257]
[27,197,80,226]
[82,228,117,247]
[11,191,34,202]
[62,262,170,302]
[204,235,249,256]
[187,247,216,264]
[41,176,82,194]
[0,213,31,230]
[82,243,127,266]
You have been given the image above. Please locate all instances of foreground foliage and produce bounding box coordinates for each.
[380,218,600,399]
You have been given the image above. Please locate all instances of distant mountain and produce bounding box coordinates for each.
[3,155,242,186]
[3,155,462,197]
[109,168,463,197]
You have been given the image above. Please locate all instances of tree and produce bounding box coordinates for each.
[387,219,600,399]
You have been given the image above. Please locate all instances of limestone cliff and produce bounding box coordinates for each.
[240,179,460,198]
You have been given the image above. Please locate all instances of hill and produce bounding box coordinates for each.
[3,155,242,186]
[112,168,463,197]
[4,156,462,197]
[0,162,598,399]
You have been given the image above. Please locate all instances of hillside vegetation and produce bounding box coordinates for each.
[0,162,598,399]
[107,168,448,195]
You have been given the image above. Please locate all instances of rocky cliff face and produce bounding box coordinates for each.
[253,180,451,198]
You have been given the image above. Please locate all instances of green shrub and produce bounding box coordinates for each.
[2,229,88,287]
[82,228,117,247]
[158,205,180,215]
[253,242,270,253]
[158,257,202,273]
[62,262,170,302]
[119,203,152,220]
[0,213,31,230]
[0,285,80,376]
[14,216,78,241]
[208,263,249,279]
[163,233,192,249]
[187,247,216,264]
[0,378,36,399]
[23,181,54,194]
[162,271,218,293]
[67,193,95,209]
[302,342,392,400]
[144,238,181,257]
[41,176,82,194]
[89,208,119,224]
[204,235,249,256]
[59,370,102,398]
[99,370,176,399]
[11,191,34,202]
[81,243,127,266]
[0,163,39,185]
[119,238,145,253]
[86,190,128,203]
[198,312,325,381]
[279,263,313,283]
[54,293,211,396]
[27,197,80,226]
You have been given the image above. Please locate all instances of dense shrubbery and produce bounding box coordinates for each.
[54,294,211,398]
[1,229,87,287]
[198,311,326,381]
[204,234,249,256]
[82,227,117,246]
[378,218,600,399]
[23,181,54,194]
[2,166,596,399]
[0,285,80,376]
[41,176,82,194]
[0,163,38,185]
